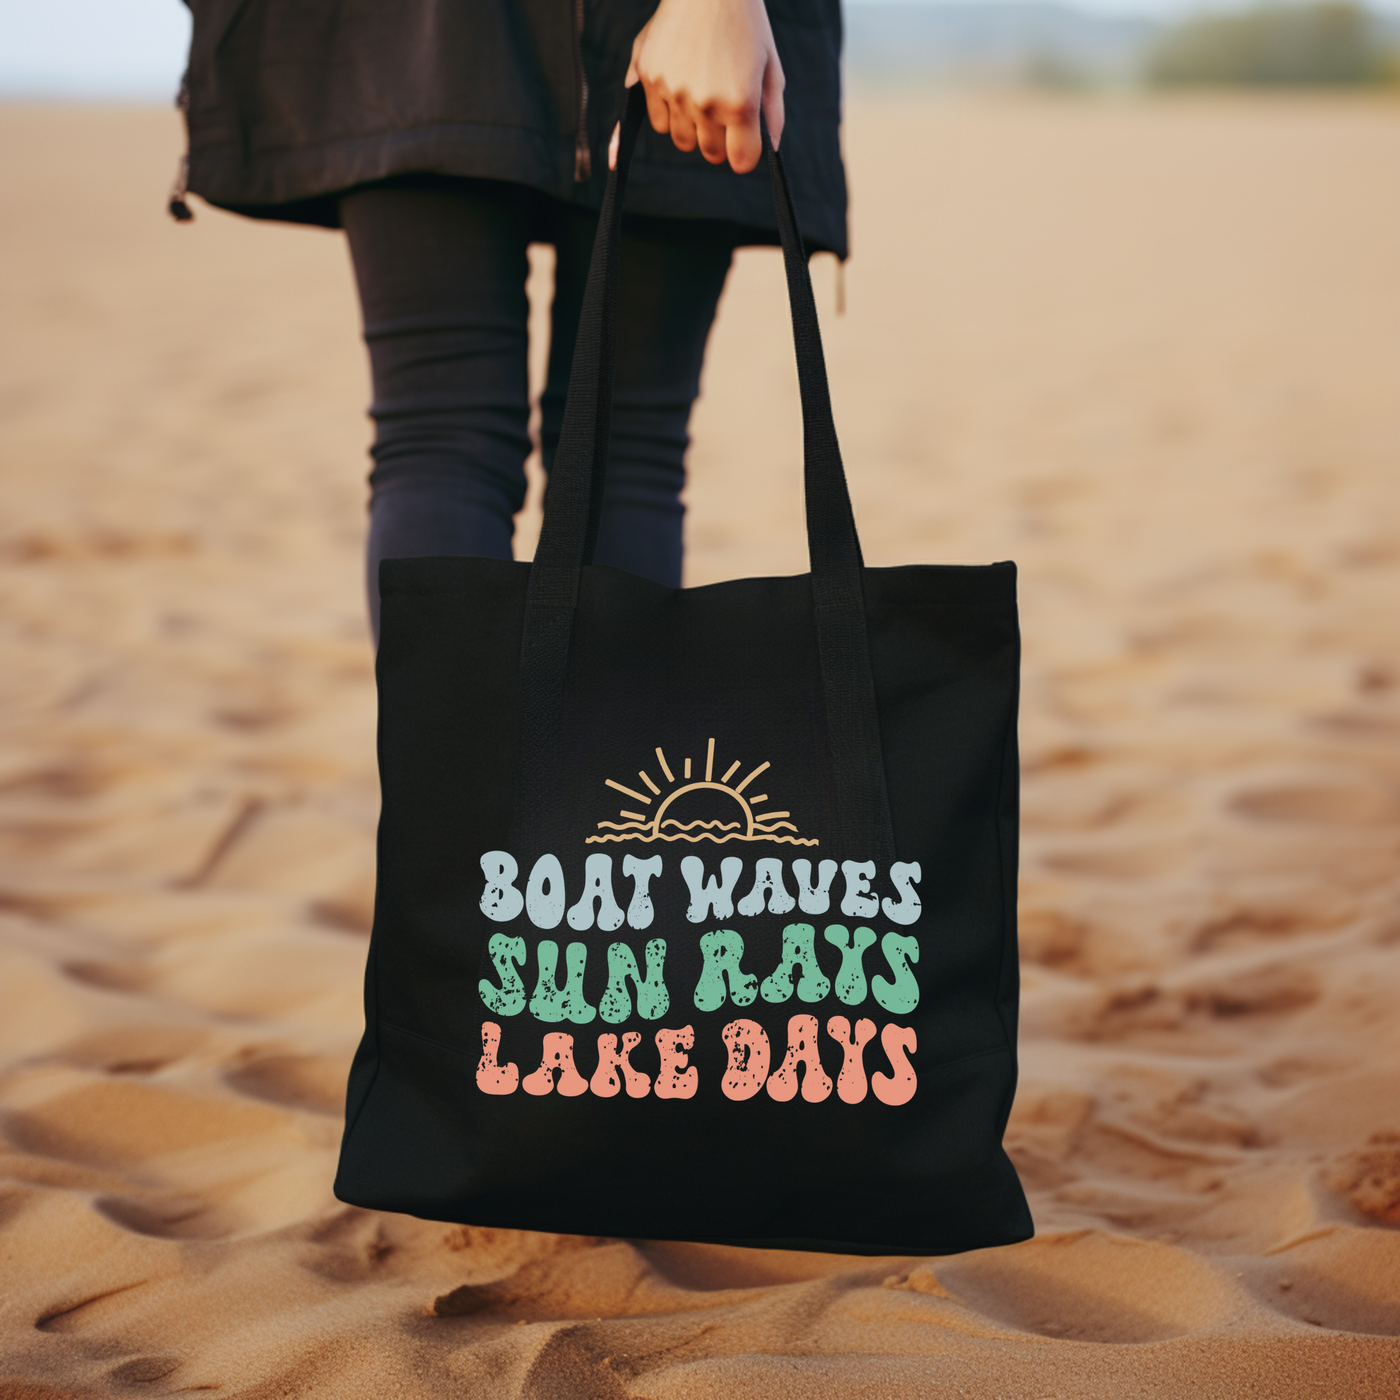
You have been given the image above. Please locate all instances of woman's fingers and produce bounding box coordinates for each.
[724,115,761,174]
[624,77,775,173]
[668,107,699,154]
[695,112,730,166]
[643,81,672,137]
[635,88,762,172]
[638,81,743,168]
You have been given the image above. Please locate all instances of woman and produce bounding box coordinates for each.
[176,0,846,636]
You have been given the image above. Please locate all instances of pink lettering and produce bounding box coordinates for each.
[872,1023,917,1105]
[475,1021,518,1095]
[766,1014,833,1103]
[521,1032,589,1097]
[654,1025,698,1099]
[826,1015,877,1103]
[591,1030,652,1098]
[721,1018,771,1100]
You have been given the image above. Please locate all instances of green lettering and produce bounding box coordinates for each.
[760,922,832,1005]
[528,940,597,1024]
[479,933,527,1016]
[872,932,920,1014]
[823,923,878,1005]
[599,939,670,1022]
[694,929,758,1012]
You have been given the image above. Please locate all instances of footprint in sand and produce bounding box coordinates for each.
[936,1232,1246,1343]
[1017,909,1092,973]
[224,1051,350,1116]
[57,1026,207,1075]
[1073,964,1320,1042]
[307,895,373,935]
[1190,902,1352,954]
[108,1355,184,1384]
[0,762,113,800]
[3,1077,289,1170]
[1042,841,1185,881]
[306,868,378,935]
[1229,782,1399,827]
[1180,965,1321,1019]
[94,1192,233,1241]
[1255,1228,1400,1336]
[60,959,152,994]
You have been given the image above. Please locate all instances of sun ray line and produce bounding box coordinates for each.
[619,810,648,821]
[639,771,660,795]
[705,737,715,782]
[684,757,692,779]
[748,794,767,804]
[655,747,675,784]
[734,761,770,794]
[721,760,741,783]
[605,778,651,804]
[757,810,790,820]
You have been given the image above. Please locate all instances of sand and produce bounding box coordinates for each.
[1,93,1398,1397]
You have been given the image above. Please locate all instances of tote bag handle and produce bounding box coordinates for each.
[520,84,894,864]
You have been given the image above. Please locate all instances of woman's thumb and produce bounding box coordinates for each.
[625,25,647,87]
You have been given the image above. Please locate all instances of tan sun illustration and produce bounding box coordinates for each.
[587,738,817,845]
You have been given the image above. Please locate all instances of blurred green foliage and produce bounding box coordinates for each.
[1146,3,1397,85]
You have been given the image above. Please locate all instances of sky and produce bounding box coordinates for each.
[0,0,192,100]
[1,0,1394,100]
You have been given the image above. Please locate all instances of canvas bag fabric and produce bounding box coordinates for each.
[334,87,1033,1255]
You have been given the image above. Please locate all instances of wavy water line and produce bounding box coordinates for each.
[585,832,818,845]
[595,817,793,835]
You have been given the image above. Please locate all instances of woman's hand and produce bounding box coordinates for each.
[609,0,784,174]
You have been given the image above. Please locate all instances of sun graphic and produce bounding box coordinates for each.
[587,738,817,845]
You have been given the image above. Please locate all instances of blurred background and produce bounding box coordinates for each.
[2,0,1398,98]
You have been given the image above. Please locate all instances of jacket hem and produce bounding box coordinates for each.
[188,124,847,257]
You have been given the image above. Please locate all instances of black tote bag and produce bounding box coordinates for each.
[334,87,1033,1255]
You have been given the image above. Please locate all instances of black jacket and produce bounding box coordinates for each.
[181,0,847,257]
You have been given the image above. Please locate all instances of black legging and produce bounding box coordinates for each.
[339,176,736,637]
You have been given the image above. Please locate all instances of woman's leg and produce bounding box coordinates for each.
[540,212,736,588]
[340,177,537,637]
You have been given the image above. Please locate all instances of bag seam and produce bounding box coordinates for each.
[343,1048,381,1144]
[380,1016,479,1060]
[992,690,1018,1057]
[341,948,383,1145]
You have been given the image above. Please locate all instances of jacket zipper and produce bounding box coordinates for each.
[572,0,592,181]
